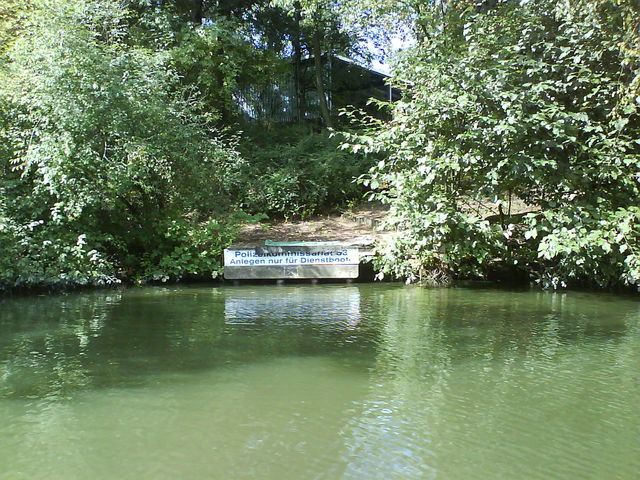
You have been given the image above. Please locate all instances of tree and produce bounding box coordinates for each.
[0,0,243,288]
[345,0,640,288]
[0,0,33,57]
[275,0,363,128]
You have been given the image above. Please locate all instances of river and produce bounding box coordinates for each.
[0,284,638,479]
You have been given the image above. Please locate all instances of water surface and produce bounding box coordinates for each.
[1,284,638,479]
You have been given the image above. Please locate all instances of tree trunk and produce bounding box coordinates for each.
[312,30,333,129]
[292,2,303,123]
[192,0,203,24]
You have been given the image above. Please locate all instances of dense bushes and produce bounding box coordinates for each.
[0,1,369,290]
[345,0,640,289]
[0,0,244,289]
[5,0,637,292]
[237,127,368,218]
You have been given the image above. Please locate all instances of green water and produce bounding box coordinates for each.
[0,284,638,479]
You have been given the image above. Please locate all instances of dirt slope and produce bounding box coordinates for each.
[235,204,391,247]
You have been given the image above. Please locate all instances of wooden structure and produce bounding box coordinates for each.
[234,55,400,124]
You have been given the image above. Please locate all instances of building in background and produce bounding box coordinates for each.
[234,55,400,125]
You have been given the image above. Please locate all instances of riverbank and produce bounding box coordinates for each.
[3,200,637,294]
[236,203,393,247]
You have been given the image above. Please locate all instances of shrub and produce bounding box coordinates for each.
[238,127,368,218]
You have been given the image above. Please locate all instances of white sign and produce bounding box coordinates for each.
[224,248,360,267]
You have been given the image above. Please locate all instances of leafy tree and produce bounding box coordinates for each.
[345,0,640,289]
[0,0,35,57]
[274,0,365,127]
[0,0,243,288]
[236,126,368,218]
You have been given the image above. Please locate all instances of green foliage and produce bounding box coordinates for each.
[0,0,376,290]
[0,0,243,289]
[137,214,253,283]
[169,17,282,122]
[0,0,32,58]
[7,0,636,292]
[238,127,368,218]
[6,0,234,219]
[345,0,640,289]
[533,206,640,289]
[0,217,118,289]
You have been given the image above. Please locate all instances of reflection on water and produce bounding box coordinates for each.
[339,289,640,479]
[0,285,639,479]
[225,286,362,328]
